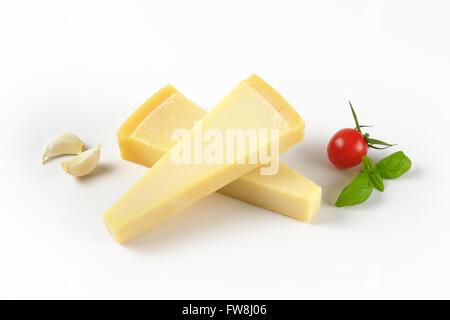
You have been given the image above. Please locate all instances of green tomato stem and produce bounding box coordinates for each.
[349,101,395,150]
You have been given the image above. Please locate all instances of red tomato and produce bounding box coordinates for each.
[327,128,368,168]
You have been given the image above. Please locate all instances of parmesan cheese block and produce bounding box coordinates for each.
[118,84,321,225]
[106,74,308,243]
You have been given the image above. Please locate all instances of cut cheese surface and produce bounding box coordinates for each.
[106,74,305,243]
[219,164,321,222]
[131,91,205,150]
[118,84,321,225]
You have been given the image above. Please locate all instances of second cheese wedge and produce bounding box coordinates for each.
[104,75,305,243]
[117,85,321,224]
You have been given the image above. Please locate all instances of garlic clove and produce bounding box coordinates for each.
[42,133,84,164]
[61,144,101,177]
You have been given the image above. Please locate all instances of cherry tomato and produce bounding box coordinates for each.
[327,128,368,168]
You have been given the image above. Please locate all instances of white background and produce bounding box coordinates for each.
[1,0,449,299]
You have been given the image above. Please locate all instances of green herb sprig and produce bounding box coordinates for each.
[335,151,412,207]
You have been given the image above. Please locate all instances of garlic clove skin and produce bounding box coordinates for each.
[61,144,101,177]
[42,133,84,164]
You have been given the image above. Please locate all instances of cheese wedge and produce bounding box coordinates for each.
[105,75,305,243]
[118,85,321,224]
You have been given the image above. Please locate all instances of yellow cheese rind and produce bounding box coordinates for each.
[117,85,177,166]
[106,75,308,243]
[118,85,177,138]
[245,74,303,131]
[118,86,206,167]
[116,81,321,223]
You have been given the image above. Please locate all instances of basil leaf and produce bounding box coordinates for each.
[361,156,376,173]
[376,151,412,179]
[335,172,374,207]
[370,172,384,191]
